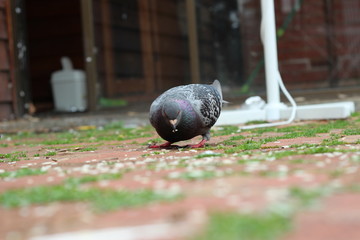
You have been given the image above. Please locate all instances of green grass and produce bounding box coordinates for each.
[44,151,57,157]
[235,145,356,164]
[0,172,180,211]
[212,125,239,136]
[194,212,291,240]
[224,139,262,154]
[0,168,47,179]
[289,186,330,207]
[8,121,154,146]
[73,146,98,152]
[221,140,237,146]
[195,184,336,240]
[321,134,345,146]
[0,151,27,162]
[269,146,350,159]
[64,173,122,185]
[216,118,358,154]
[194,183,341,240]
[169,170,220,181]
[343,128,360,135]
[0,185,179,212]
[248,119,352,137]
[47,145,100,152]
[229,135,246,141]
[195,152,223,159]
[329,169,345,179]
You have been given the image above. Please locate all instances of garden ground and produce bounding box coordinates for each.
[0,112,359,240]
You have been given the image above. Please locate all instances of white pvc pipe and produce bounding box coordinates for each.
[260,0,283,121]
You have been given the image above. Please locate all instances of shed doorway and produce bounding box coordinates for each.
[24,0,85,112]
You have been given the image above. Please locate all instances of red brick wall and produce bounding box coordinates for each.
[240,0,360,91]
[0,0,15,120]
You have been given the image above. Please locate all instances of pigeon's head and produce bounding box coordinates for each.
[162,101,182,132]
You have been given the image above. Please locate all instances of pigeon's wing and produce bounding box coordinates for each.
[191,82,222,127]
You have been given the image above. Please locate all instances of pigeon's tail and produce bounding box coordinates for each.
[212,79,229,105]
[212,79,223,100]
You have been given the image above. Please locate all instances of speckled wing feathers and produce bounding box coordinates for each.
[197,84,222,127]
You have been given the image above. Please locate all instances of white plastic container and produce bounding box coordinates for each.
[51,57,87,112]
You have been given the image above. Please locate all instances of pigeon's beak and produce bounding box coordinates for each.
[169,119,178,132]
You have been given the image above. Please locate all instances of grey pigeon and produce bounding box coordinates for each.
[149,80,223,148]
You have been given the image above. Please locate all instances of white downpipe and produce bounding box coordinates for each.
[260,0,284,121]
[240,0,297,130]
[216,0,354,127]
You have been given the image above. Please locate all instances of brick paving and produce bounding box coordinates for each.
[0,115,359,240]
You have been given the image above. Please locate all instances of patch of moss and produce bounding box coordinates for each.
[0,185,179,212]
[212,125,239,136]
[44,151,57,157]
[329,169,344,179]
[343,128,360,136]
[0,151,27,162]
[289,186,330,207]
[321,134,345,146]
[194,212,291,240]
[0,168,47,179]
[0,172,180,212]
[169,170,219,181]
[289,158,308,164]
[9,123,154,146]
[229,135,246,141]
[221,140,237,146]
[196,154,223,160]
[224,139,262,154]
[249,119,353,139]
[64,173,123,185]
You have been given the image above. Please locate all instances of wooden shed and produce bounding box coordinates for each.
[1,0,359,120]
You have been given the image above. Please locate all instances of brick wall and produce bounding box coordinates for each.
[240,0,360,91]
[0,0,14,120]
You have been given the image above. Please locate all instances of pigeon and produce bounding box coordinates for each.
[149,80,224,148]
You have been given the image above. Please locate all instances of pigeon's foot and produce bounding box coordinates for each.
[149,139,207,149]
[149,141,176,149]
[186,139,207,148]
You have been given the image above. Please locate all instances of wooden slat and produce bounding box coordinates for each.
[149,0,163,90]
[156,35,189,58]
[0,40,9,70]
[0,72,11,102]
[100,0,115,97]
[153,14,186,37]
[28,36,83,57]
[0,9,7,39]
[186,0,200,83]
[5,0,17,116]
[25,0,80,18]
[26,17,82,39]
[81,0,97,111]
[138,0,155,94]
[0,103,12,120]
[113,78,145,94]
[111,28,142,52]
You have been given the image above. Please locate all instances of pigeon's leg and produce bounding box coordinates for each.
[149,141,173,149]
[186,139,207,148]
[186,132,210,148]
